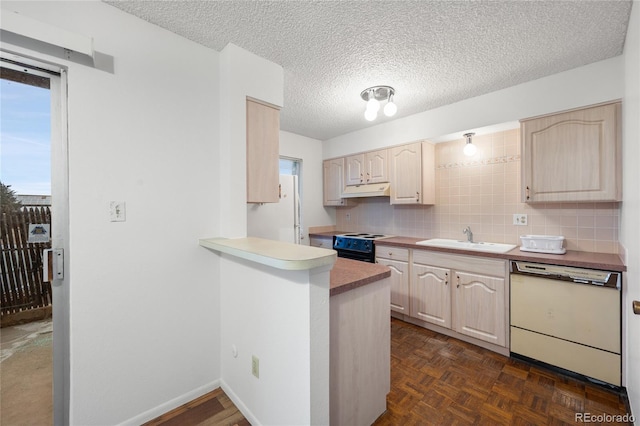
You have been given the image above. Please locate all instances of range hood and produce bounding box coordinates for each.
[341,182,391,198]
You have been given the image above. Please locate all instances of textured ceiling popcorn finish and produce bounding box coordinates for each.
[105,1,632,141]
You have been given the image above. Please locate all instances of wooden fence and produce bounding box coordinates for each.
[0,206,52,316]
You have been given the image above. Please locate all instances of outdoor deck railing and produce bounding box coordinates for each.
[0,206,52,316]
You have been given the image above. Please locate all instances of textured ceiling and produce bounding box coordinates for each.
[104,1,632,141]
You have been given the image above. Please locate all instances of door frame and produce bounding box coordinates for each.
[279,156,302,243]
[1,53,70,425]
[50,65,70,426]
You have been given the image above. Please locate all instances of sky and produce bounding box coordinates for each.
[0,78,51,196]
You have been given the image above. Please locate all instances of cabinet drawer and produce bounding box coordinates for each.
[375,245,409,262]
[413,249,506,277]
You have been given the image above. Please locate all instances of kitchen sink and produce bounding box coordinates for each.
[415,238,517,253]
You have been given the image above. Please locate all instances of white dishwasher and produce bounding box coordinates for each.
[510,261,621,386]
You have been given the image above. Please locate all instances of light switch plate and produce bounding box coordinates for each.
[252,355,259,378]
[110,201,126,222]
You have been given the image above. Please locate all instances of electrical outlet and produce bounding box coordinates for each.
[346,213,351,222]
[513,214,528,226]
[252,355,259,378]
[109,201,126,222]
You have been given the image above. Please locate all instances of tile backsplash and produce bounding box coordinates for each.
[335,129,620,254]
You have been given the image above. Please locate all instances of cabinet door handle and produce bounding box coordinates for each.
[634,300,640,315]
[456,275,460,288]
[366,172,370,182]
[526,186,530,201]
[416,192,420,203]
[360,173,363,183]
[445,272,448,286]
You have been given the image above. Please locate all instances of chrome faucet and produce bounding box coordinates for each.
[463,226,473,243]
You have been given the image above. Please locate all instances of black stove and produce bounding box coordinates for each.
[333,233,391,263]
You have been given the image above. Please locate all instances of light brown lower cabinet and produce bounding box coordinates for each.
[375,246,410,315]
[410,253,451,328]
[378,247,509,353]
[454,269,506,347]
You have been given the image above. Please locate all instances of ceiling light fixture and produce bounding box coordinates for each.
[361,85,396,121]
[463,132,477,156]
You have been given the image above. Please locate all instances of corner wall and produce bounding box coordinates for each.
[1,2,221,424]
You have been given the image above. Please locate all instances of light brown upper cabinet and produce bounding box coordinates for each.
[323,158,352,207]
[521,101,622,203]
[246,98,280,203]
[345,149,389,186]
[389,141,435,205]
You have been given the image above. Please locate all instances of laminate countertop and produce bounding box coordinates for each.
[375,236,626,272]
[199,237,336,270]
[200,237,390,296]
[330,258,390,297]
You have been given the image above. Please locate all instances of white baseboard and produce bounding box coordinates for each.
[220,379,260,426]
[117,379,221,426]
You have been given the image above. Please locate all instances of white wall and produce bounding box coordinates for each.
[621,0,640,417]
[219,257,330,425]
[279,131,335,243]
[1,2,221,424]
[324,56,624,158]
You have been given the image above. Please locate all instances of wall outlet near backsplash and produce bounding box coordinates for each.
[513,214,528,226]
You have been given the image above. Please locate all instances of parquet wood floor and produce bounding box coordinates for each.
[373,318,633,426]
[147,318,632,425]
[143,387,250,426]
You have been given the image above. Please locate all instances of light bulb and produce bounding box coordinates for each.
[463,142,477,156]
[384,100,397,117]
[364,108,377,121]
[366,97,380,113]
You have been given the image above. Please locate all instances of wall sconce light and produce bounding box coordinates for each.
[361,86,396,121]
[463,132,477,156]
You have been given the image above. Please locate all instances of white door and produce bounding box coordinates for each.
[247,175,300,243]
[0,55,69,425]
